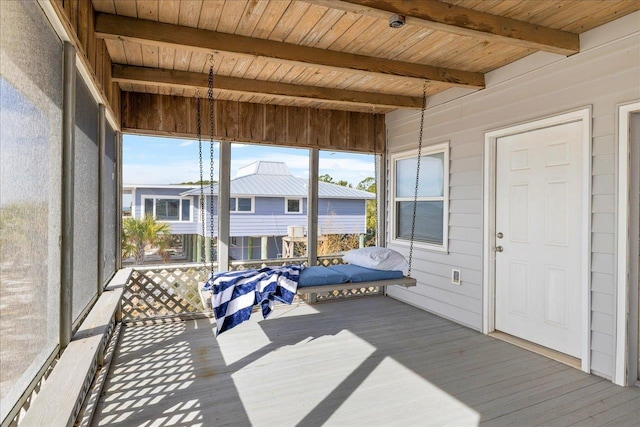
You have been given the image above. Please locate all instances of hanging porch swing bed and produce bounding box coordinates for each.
[196,60,424,335]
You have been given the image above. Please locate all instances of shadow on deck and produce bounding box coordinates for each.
[92,297,639,426]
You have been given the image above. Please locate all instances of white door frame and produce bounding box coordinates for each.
[614,101,640,386]
[483,107,592,373]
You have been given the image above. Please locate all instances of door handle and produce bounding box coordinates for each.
[495,246,504,252]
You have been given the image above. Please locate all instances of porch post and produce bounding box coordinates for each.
[218,141,231,271]
[97,104,106,296]
[308,149,319,265]
[116,132,123,270]
[192,234,198,262]
[205,237,212,263]
[376,151,386,247]
[196,235,202,263]
[261,236,268,259]
[60,42,76,352]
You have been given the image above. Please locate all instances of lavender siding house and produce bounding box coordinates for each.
[125,161,374,260]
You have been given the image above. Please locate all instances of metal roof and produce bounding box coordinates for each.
[182,161,374,199]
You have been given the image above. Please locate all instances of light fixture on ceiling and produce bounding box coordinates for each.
[389,14,405,28]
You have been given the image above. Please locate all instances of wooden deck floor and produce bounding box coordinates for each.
[91,297,639,427]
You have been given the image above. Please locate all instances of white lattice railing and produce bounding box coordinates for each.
[121,256,382,321]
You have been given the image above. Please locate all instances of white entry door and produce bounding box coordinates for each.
[495,121,583,358]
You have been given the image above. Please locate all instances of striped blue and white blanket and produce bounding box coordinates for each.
[203,265,303,335]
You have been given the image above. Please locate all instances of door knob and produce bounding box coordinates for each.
[495,246,504,252]
[497,232,503,239]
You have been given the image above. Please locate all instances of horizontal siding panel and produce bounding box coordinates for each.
[450,171,482,187]
[591,252,614,274]
[167,223,198,234]
[449,140,484,160]
[591,312,614,335]
[592,135,615,155]
[387,287,482,331]
[449,199,482,214]
[411,271,482,298]
[591,213,615,233]
[449,185,482,201]
[450,156,483,174]
[592,153,615,175]
[592,114,615,138]
[413,271,482,291]
[592,232,615,254]
[448,239,482,257]
[591,291,614,315]
[590,350,613,379]
[591,330,614,355]
[410,259,481,282]
[592,174,614,195]
[448,226,482,243]
[591,195,615,213]
[591,272,615,295]
[228,215,365,235]
[391,243,483,272]
[449,213,482,228]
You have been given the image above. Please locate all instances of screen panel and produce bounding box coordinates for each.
[72,72,99,322]
[102,123,117,285]
[0,1,62,421]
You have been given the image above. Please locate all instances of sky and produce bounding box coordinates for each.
[123,134,376,187]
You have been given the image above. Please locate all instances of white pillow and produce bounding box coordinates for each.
[343,247,409,275]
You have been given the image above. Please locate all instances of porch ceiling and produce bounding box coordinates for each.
[91,0,640,113]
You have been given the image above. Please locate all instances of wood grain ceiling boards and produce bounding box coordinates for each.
[92,0,640,113]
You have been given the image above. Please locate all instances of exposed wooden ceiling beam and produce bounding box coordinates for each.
[112,64,424,109]
[308,0,579,55]
[95,13,485,89]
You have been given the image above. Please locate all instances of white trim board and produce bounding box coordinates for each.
[615,101,640,386]
[483,107,592,374]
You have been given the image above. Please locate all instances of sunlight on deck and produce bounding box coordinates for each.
[216,303,321,366]
[92,298,638,427]
[326,357,480,426]
[231,329,377,426]
[94,301,481,426]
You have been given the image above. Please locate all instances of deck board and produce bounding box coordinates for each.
[91,297,640,426]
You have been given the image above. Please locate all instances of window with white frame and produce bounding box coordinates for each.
[230,196,253,213]
[285,197,303,214]
[143,197,192,222]
[391,143,449,250]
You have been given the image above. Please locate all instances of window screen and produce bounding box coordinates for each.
[0,1,62,421]
[102,123,117,285]
[72,71,99,323]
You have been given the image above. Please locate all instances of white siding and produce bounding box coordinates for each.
[385,14,640,379]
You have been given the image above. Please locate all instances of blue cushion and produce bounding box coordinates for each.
[328,264,405,283]
[298,266,349,288]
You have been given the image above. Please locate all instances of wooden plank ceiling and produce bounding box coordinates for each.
[92,0,640,113]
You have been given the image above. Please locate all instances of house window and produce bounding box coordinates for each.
[143,197,191,222]
[230,197,253,213]
[285,198,302,214]
[391,143,449,251]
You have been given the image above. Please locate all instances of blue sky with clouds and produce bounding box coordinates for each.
[123,134,375,187]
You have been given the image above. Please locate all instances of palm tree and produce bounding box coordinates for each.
[122,215,171,265]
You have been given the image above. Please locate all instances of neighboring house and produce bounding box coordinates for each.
[126,161,374,260]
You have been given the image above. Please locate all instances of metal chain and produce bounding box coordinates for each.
[196,96,206,264]
[371,105,378,247]
[408,81,427,277]
[208,59,215,275]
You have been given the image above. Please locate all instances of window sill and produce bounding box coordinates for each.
[389,239,449,254]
